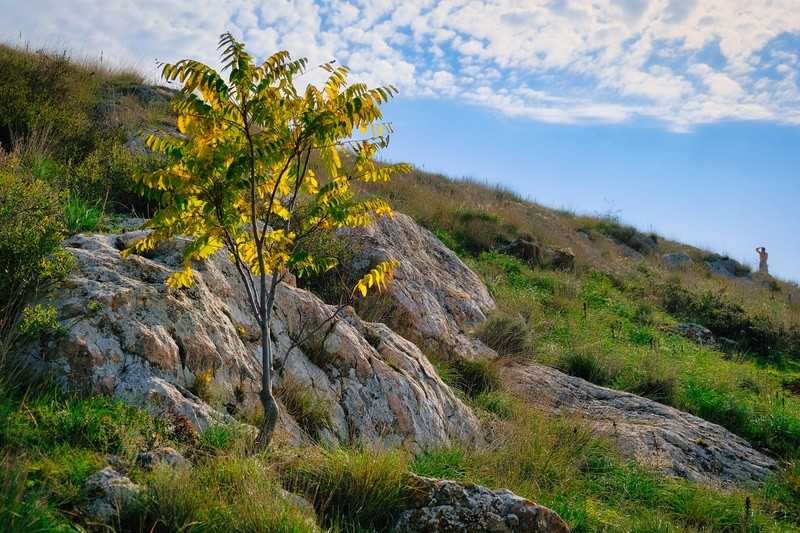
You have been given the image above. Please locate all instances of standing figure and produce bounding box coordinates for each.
[756,247,768,273]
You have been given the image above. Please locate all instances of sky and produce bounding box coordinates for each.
[3,0,800,281]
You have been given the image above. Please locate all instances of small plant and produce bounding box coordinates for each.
[285,447,413,531]
[64,193,105,233]
[475,313,530,360]
[275,376,332,438]
[474,390,515,419]
[410,445,467,480]
[452,357,501,399]
[557,349,617,387]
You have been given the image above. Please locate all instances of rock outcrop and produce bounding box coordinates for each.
[662,252,693,269]
[340,213,496,360]
[671,322,716,345]
[704,255,749,278]
[23,229,480,454]
[505,364,774,487]
[392,475,570,533]
[498,239,575,271]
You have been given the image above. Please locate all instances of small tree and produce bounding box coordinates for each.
[123,33,409,449]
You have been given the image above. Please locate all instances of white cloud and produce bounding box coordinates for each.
[2,0,800,130]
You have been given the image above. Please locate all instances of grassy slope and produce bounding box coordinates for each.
[1,43,799,531]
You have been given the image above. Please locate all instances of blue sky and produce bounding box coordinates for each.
[3,0,800,281]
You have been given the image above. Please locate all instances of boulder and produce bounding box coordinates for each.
[136,447,188,470]
[340,213,496,360]
[504,364,774,487]
[23,229,481,454]
[392,474,570,533]
[499,239,575,271]
[662,252,693,269]
[671,323,716,345]
[704,256,749,278]
[82,466,139,523]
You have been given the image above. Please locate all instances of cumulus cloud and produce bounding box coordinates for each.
[3,0,799,129]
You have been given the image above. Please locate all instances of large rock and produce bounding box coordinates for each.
[498,239,575,271]
[392,474,570,533]
[23,230,480,454]
[662,252,693,269]
[340,213,496,360]
[704,255,749,278]
[505,364,774,487]
[82,466,139,523]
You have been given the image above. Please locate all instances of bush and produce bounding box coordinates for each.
[0,166,69,343]
[660,281,800,360]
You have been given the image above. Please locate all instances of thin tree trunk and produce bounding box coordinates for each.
[254,316,279,451]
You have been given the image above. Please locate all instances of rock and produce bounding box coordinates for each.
[136,447,188,470]
[619,244,643,259]
[504,364,774,487]
[671,323,716,345]
[391,474,570,533]
[498,239,574,271]
[82,466,139,523]
[704,256,749,278]
[23,229,480,454]
[340,213,496,360]
[662,252,693,269]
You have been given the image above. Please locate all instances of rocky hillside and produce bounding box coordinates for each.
[2,43,800,531]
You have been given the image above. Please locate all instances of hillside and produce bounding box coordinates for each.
[1,43,799,531]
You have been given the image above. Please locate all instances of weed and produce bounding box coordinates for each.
[410,445,468,481]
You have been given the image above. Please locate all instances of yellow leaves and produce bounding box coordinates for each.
[353,260,400,298]
[167,267,194,289]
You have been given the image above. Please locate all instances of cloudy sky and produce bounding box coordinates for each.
[4,1,800,280]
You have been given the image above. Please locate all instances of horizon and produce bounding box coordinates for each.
[4,0,799,282]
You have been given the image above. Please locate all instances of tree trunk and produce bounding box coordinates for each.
[253,317,279,451]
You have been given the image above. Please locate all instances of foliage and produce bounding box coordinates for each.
[660,281,800,360]
[0,165,70,344]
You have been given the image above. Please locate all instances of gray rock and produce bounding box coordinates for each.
[136,447,188,470]
[671,323,716,345]
[705,256,749,278]
[505,364,774,487]
[498,239,574,271]
[662,252,693,269]
[340,213,496,360]
[24,228,480,453]
[392,474,570,532]
[82,466,139,523]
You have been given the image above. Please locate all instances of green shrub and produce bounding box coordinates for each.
[133,455,319,532]
[0,166,69,343]
[660,281,800,360]
[450,357,501,399]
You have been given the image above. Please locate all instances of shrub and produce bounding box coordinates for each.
[452,357,501,398]
[660,281,800,360]
[0,166,69,344]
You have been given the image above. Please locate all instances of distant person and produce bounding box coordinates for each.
[756,247,768,273]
